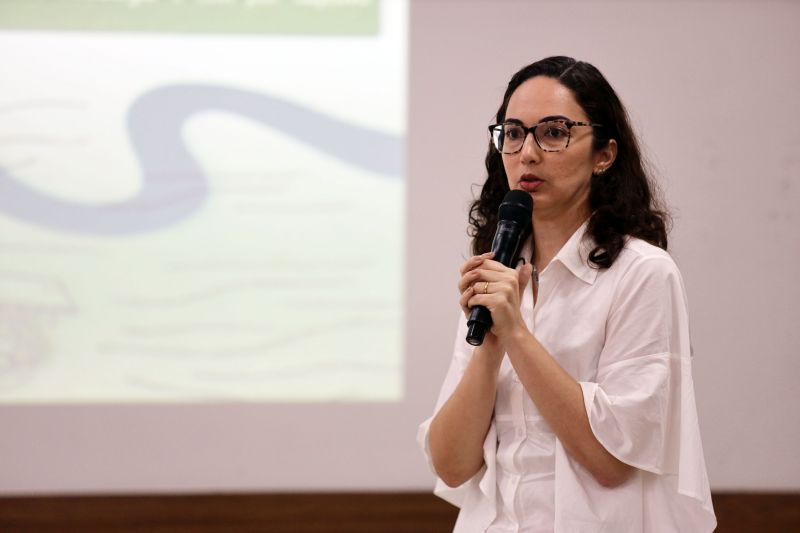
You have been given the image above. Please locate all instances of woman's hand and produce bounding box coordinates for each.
[458,253,534,342]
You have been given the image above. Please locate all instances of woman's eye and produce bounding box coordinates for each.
[505,127,524,139]
[543,126,568,139]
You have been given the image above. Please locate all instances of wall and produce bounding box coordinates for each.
[408,0,800,491]
[0,0,797,495]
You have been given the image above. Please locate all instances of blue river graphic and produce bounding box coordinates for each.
[0,84,404,235]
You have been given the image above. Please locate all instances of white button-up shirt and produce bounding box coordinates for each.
[418,224,717,532]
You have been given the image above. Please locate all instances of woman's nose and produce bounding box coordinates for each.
[519,131,541,163]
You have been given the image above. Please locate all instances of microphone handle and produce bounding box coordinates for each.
[466,220,524,346]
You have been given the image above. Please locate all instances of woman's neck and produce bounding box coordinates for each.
[532,207,589,271]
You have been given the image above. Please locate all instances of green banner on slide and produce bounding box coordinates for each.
[0,0,379,35]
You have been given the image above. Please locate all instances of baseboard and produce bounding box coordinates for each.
[0,491,796,532]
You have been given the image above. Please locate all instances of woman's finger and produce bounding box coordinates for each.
[457,268,479,293]
[467,292,498,309]
[459,285,475,316]
[458,267,508,293]
[516,263,534,296]
[471,269,510,283]
[459,252,494,276]
[478,259,515,272]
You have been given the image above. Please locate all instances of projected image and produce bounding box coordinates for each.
[0,0,406,402]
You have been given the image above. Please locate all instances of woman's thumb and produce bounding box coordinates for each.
[518,263,533,293]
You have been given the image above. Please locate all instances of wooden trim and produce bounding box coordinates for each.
[0,492,797,532]
[711,492,800,532]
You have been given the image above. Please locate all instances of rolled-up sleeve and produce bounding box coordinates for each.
[572,254,715,530]
[417,314,497,519]
[579,255,685,471]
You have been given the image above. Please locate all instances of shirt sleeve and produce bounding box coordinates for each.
[575,253,716,528]
[416,314,497,515]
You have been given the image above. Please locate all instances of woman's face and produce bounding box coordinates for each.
[502,76,613,221]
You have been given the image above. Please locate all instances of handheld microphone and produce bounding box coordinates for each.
[466,189,533,346]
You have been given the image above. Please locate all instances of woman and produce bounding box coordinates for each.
[417,57,716,532]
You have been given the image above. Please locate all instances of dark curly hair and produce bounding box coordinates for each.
[468,56,669,268]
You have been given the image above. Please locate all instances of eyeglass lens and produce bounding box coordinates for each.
[493,122,571,153]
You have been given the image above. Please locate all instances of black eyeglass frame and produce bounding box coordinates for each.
[488,120,603,154]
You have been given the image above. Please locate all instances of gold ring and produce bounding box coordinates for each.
[483,281,490,294]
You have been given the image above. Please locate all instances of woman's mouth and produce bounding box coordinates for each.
[519,175,543,192]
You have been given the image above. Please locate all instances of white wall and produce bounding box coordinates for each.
[409,0,800,491]
[1,0,798,494]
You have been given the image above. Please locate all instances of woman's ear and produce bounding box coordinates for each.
[594,139,618,174]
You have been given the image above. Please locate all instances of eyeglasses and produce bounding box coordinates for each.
[488,120,602,154]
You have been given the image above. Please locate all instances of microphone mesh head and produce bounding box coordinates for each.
[498,190,533,226]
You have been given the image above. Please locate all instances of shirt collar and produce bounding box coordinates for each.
[551,220,598,285]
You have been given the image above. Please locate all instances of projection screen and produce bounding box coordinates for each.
[0,0,407,404]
